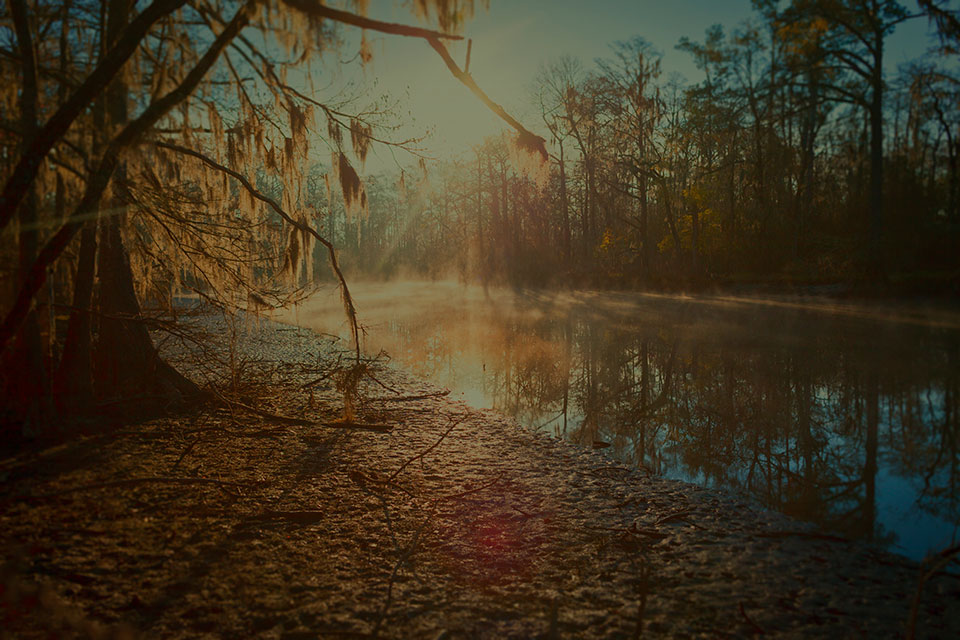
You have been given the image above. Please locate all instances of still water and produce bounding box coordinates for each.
[289,282,960,561]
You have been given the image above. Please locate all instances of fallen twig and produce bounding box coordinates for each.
[367,389,451,403]
[16,476,252,501]
[907,543,960,640]
[739,601,765,635]
[364,369,401,396]
[322,421,393,433]
[299,369,336,389]
[222,398,313,426]
[655,510,694,526]
[171,436,204,472]
[210,385,313,426]
[653,509,704,529]
[387,416,463,483]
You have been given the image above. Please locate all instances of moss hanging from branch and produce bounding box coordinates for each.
[155,141,362,362]
[350,117,372,166]
[337,151,368,221]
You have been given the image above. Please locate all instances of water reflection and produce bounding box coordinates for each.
[290,283,960,560]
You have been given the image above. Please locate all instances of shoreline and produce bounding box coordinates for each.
[281,283,960,563]
[2,315,958,638]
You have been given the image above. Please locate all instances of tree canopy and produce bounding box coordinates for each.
[0,0,543,431]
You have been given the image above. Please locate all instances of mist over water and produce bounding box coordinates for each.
[285,281,960,561]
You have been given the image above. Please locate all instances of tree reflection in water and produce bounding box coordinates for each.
[295,284,959,560]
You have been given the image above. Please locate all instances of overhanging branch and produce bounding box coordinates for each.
[281,0,547,161]
[154,141,361,361]
[280,0,463,40]
[425,36,548,162]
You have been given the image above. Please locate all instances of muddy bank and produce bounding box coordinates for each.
[1,315,958,638]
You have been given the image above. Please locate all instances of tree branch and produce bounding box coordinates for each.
[280,0,463,41]
[0,0,188,235]
[280,0,545,161]
[425,35,548,162]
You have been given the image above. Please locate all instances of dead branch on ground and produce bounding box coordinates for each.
[907,543,960,640]
[367,390,451,403]
[387,416,465,483]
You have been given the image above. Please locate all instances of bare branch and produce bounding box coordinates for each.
[425,35,548,162]
[280,0,464,41]
[0,0,189,234]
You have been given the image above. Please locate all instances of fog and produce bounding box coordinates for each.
[278,281,960,561]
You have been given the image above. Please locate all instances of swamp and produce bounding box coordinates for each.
[2,0,960,637]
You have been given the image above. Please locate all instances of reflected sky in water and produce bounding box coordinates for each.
[287,282,960,561]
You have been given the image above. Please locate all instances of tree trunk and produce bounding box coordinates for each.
[53,223,97,412]
[90,0,201,415]
[476,151,487,292]
[587,156,596,249]
[0,0,188,235]
[559,141,570,264]
[640,171,649,280]
[94,219,200,412]
[0,0,253,355]
[580,170,589,259]
[867,35,884,277]
[500,160,510,272]
[53,0,94,414]
[798,67,819,260]
[2,0,51,436]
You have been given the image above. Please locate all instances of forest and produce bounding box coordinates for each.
[1,1,960,637]
[318,1,960,292]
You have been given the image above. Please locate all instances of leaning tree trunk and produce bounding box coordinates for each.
[94,218,201,412]
[90,0,200,415]
[0,1,252,355]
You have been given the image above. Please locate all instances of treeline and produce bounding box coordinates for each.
[320,0,960,291]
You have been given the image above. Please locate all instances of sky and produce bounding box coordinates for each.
[320,0,941,172]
